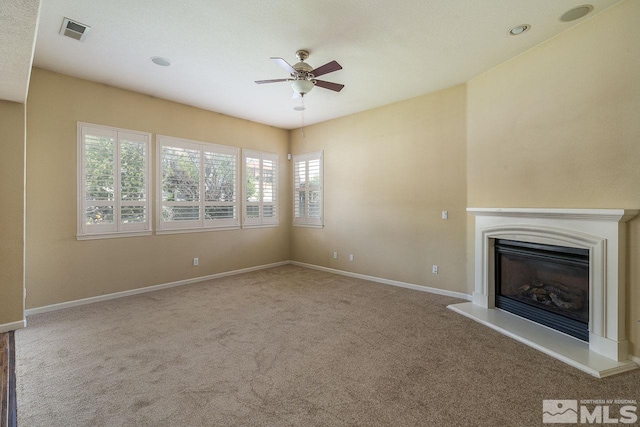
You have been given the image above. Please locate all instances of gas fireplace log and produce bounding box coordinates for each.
[548,292,582,310]
[544,281,583,310]
[516,281,583,311]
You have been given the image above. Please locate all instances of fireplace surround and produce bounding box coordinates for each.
[448,208,638,377]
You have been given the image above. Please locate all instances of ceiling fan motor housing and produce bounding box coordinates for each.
[293,62,314,74]
[293,49,314,77]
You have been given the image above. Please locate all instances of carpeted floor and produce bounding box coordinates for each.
[16,265,640,426]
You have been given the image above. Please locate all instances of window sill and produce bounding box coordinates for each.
[242,223,279,229]
[155,226,240,235]
[293,223,324,229]
[77,231,153,240]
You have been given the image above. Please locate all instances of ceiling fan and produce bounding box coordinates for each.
[255,50,344,98]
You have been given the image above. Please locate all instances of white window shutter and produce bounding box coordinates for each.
[204,146,239,228]
[119,132,150,231]
[78,123,151,239]
[157,135,239,233]
[243,149,278,227]
[293,151,323,227]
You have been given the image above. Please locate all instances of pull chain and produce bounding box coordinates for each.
[300,97,306,138]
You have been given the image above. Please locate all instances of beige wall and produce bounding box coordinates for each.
[0,101,25,327]
[25,68,290,308]
[467,0,640,356]
[17,1,639,360]
[290,85,468,294]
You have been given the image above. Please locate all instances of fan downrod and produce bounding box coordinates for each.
[296,50,310,62]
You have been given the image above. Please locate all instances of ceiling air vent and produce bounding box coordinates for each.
[60,18,90,42]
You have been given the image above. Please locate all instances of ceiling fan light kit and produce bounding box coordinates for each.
[291,79,315,95]
[255,49,344,98]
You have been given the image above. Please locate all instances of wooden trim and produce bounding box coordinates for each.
[0,332,16,427]
[0,333,6,427]
[8,333,16,427]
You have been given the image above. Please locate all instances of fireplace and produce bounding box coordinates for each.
[448,208,639,378]
[495,239,589,341]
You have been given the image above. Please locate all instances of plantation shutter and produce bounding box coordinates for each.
[262,155,277,223]
[160,140,201,227]
[204,146,238,227]
[81,127,116,234]
[293,151,323,227]
[119,133,149,229]
[157,135,239,232]
[78,123,151,239]
[243,150,278,227]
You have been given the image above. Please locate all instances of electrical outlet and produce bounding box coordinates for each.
[333,251,338,259]
[193,257,199,266]
[442,210,448,220]
[432,265,438,274]
[349,254,354,262]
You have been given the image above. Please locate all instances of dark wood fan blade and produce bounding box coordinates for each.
[255,79,291,84]
[270,57,296,75]
[311,60,342,77]
[314,80,344,92]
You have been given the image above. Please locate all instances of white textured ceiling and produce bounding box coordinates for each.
[0,0,40,103]
[8,0,625,129]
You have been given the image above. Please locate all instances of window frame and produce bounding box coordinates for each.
[293,151,324,228]
[156,135,240,234]
[77,122,152,240]
[242,149,279,228]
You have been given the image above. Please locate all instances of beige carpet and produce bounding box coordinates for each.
[16,265,640,426]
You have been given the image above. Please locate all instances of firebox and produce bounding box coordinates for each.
[495,239,589,342]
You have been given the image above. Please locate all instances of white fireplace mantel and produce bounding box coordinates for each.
[448,208,639,378]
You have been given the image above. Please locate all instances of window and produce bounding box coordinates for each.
[243,150,278,227]
[77,123,151,239]
[293,151,323,227]
[157,135,239,233]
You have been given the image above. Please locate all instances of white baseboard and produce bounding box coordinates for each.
[25,260,471,317]
[25,261,290,316]
[0,319,26,334]
[290,261,472,301]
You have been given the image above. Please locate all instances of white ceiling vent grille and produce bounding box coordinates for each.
[60,18,90,42]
